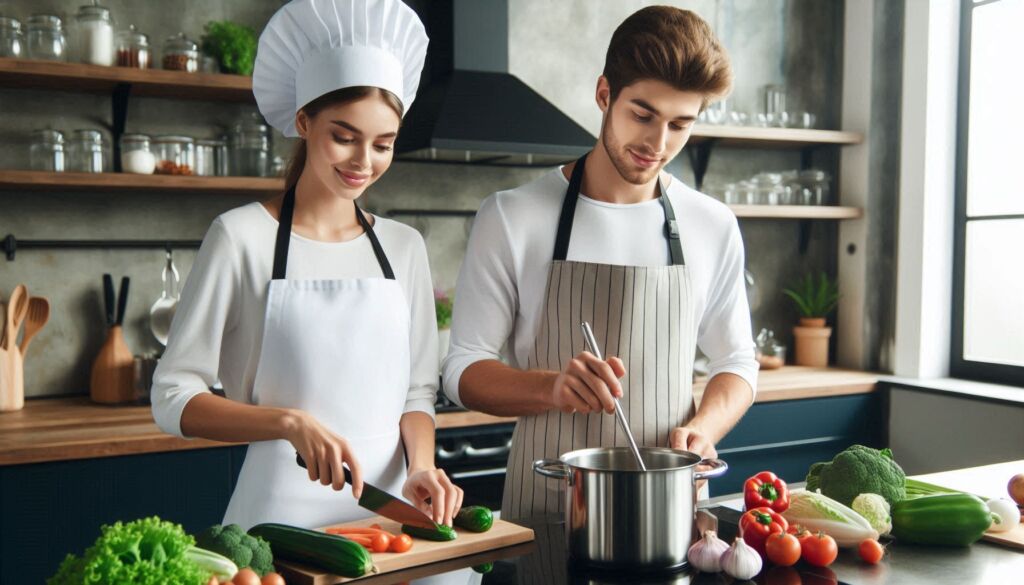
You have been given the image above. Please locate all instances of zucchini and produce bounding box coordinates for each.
[454,506,494,533]
[891,493,992,546]
[402,522,457,541]
[248,523,375,578]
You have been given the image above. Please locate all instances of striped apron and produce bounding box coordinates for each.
[502,152,698,521]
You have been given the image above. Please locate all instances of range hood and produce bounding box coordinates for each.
[397,0,595,166]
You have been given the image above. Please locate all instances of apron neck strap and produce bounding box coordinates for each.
[272,186,396,280]
[553,152,685,266]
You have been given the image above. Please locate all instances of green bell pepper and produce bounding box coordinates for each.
[891,493,993,546]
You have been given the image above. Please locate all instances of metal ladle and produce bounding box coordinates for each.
[580,321,647,472]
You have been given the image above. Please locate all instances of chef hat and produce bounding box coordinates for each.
[253,0,428,137]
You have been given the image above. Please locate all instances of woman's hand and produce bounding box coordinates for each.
[402,467,464,526]
[283,410,364,498]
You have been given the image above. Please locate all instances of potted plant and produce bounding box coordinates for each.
[435,288,454,368]
[200,21,257,76]
[782,272,840,367]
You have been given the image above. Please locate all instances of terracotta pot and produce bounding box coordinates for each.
[793,318,831,367]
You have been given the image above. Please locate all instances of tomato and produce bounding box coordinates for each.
[765,532,801,566]
[801,532,838,567]
[261,573,286,585]
[371,532,392,553]
[232,568,261,585]
[389,533,414,553]
[858,538,885,564]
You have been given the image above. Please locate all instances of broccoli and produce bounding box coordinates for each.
[196,524,274,576]
[804,445,906,507]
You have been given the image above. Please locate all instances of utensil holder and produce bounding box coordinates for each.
[90,325,135,404]
[0,346,24,411]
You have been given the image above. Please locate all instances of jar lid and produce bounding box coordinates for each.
[72,129,104,144]
[32,129,64,143]
[117,24,148,45]
[152,135,195,144]
[798,169,828,180]
[0,16,22,31]
[163,32,197,52]
[75,3,111,21]
[120,132,150,142]
[234,111,269,133]
[196,138,226,146]
[26,14,62,29]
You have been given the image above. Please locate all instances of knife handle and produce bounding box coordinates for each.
[295,451,354,486]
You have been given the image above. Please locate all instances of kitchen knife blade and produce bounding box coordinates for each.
[295,452,438,530]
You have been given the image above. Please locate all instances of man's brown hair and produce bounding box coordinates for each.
[603,6,732,108]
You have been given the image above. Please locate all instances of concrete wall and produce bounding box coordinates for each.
[0,0,861,398]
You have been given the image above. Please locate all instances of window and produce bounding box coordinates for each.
[951,0,1024,386]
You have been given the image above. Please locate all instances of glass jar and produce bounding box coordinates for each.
[162,32,197,72]
[29,129,65,172]
[799,169,831,205]
[229,112,271,177]
[750,172,784,205]
[67,129,106,173]
[72,2,114,66]
[115,24,149,69]
[194,138,227,177]
[152,135,194,175]
[25,15,66,61]
[120,133,155,174]
[0,16,23,58]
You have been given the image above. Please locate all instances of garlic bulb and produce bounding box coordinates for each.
[721,537,762,580]
[687,530,729,572]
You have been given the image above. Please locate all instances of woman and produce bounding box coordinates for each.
[151,0,463,531]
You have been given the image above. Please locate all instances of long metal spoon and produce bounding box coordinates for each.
[580,321,647,472]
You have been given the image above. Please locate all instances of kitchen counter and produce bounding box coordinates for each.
[0,366,877,466]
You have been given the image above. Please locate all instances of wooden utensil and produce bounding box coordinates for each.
[90,275,135,404]
[1,284,29,411]
[19,296,50,355]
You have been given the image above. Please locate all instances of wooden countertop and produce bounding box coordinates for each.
[0,366,876,467]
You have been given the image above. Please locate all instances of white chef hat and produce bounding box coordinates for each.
[253,0,428,137]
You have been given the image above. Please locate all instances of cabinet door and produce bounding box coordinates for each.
[0,445,247,584]
[709,394,882,496]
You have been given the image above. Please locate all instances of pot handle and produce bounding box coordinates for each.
[533,458,570,479]
[693,458,728,481]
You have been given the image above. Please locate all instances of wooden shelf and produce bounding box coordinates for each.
[0,170,283,194]
[0,57,254,102]
[729,205,862,219]
[689,125,863,149]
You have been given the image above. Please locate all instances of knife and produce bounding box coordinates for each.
[295,452,438,530]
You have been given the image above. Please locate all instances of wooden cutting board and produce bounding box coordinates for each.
[910,460,1024,551]
[275,516,535,584]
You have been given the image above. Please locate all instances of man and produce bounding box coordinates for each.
[442,6,757,520]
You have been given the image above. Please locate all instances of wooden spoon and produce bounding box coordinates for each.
[2,285,28,351]
[19,296,50,355]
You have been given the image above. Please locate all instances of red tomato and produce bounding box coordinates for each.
[232,568,261,585]
[765,532,801,566]
[858,538,885,564]
[261,573,286,585]
[801,532,838,567]
[370,532,392,553]
[389,533,414,553]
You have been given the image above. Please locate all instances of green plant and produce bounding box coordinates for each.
[435,288,453,330]
[782,271,840,318]
[201,21,257,76]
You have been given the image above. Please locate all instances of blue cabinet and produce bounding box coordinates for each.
[709,393,883,496]
[0,445,248,584]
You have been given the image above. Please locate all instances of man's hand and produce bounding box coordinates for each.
[551,352,626,414]
[670,426,718,493]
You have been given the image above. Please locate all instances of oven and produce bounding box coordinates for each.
[434,392,515,511]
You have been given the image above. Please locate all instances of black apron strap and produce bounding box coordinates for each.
[271,187,395,280]
[552,152,686,266]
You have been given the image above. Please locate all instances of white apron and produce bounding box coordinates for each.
[224,187,411,530]
[503,153,700,523]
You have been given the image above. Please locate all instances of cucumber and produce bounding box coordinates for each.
[472,562,493,574]
[248,523,375,578]
[401,522,457,541]
[454,506,494,533]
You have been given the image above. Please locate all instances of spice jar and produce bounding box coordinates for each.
[0,16,23,58]
[194,138,228,177]
[162,32,197,72]
[115,24,149,68]
[152,135,194,175]
[25,15,66,61]
[72,1,114,66]
[67,129,107,173]
[29,129,65,172]
[229,112,271,177]
[120,133,155,174]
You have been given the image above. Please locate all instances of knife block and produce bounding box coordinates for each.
[90,325,135,404]
[0,345,24,411]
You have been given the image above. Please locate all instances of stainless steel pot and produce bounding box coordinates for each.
[534,446,727,570]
